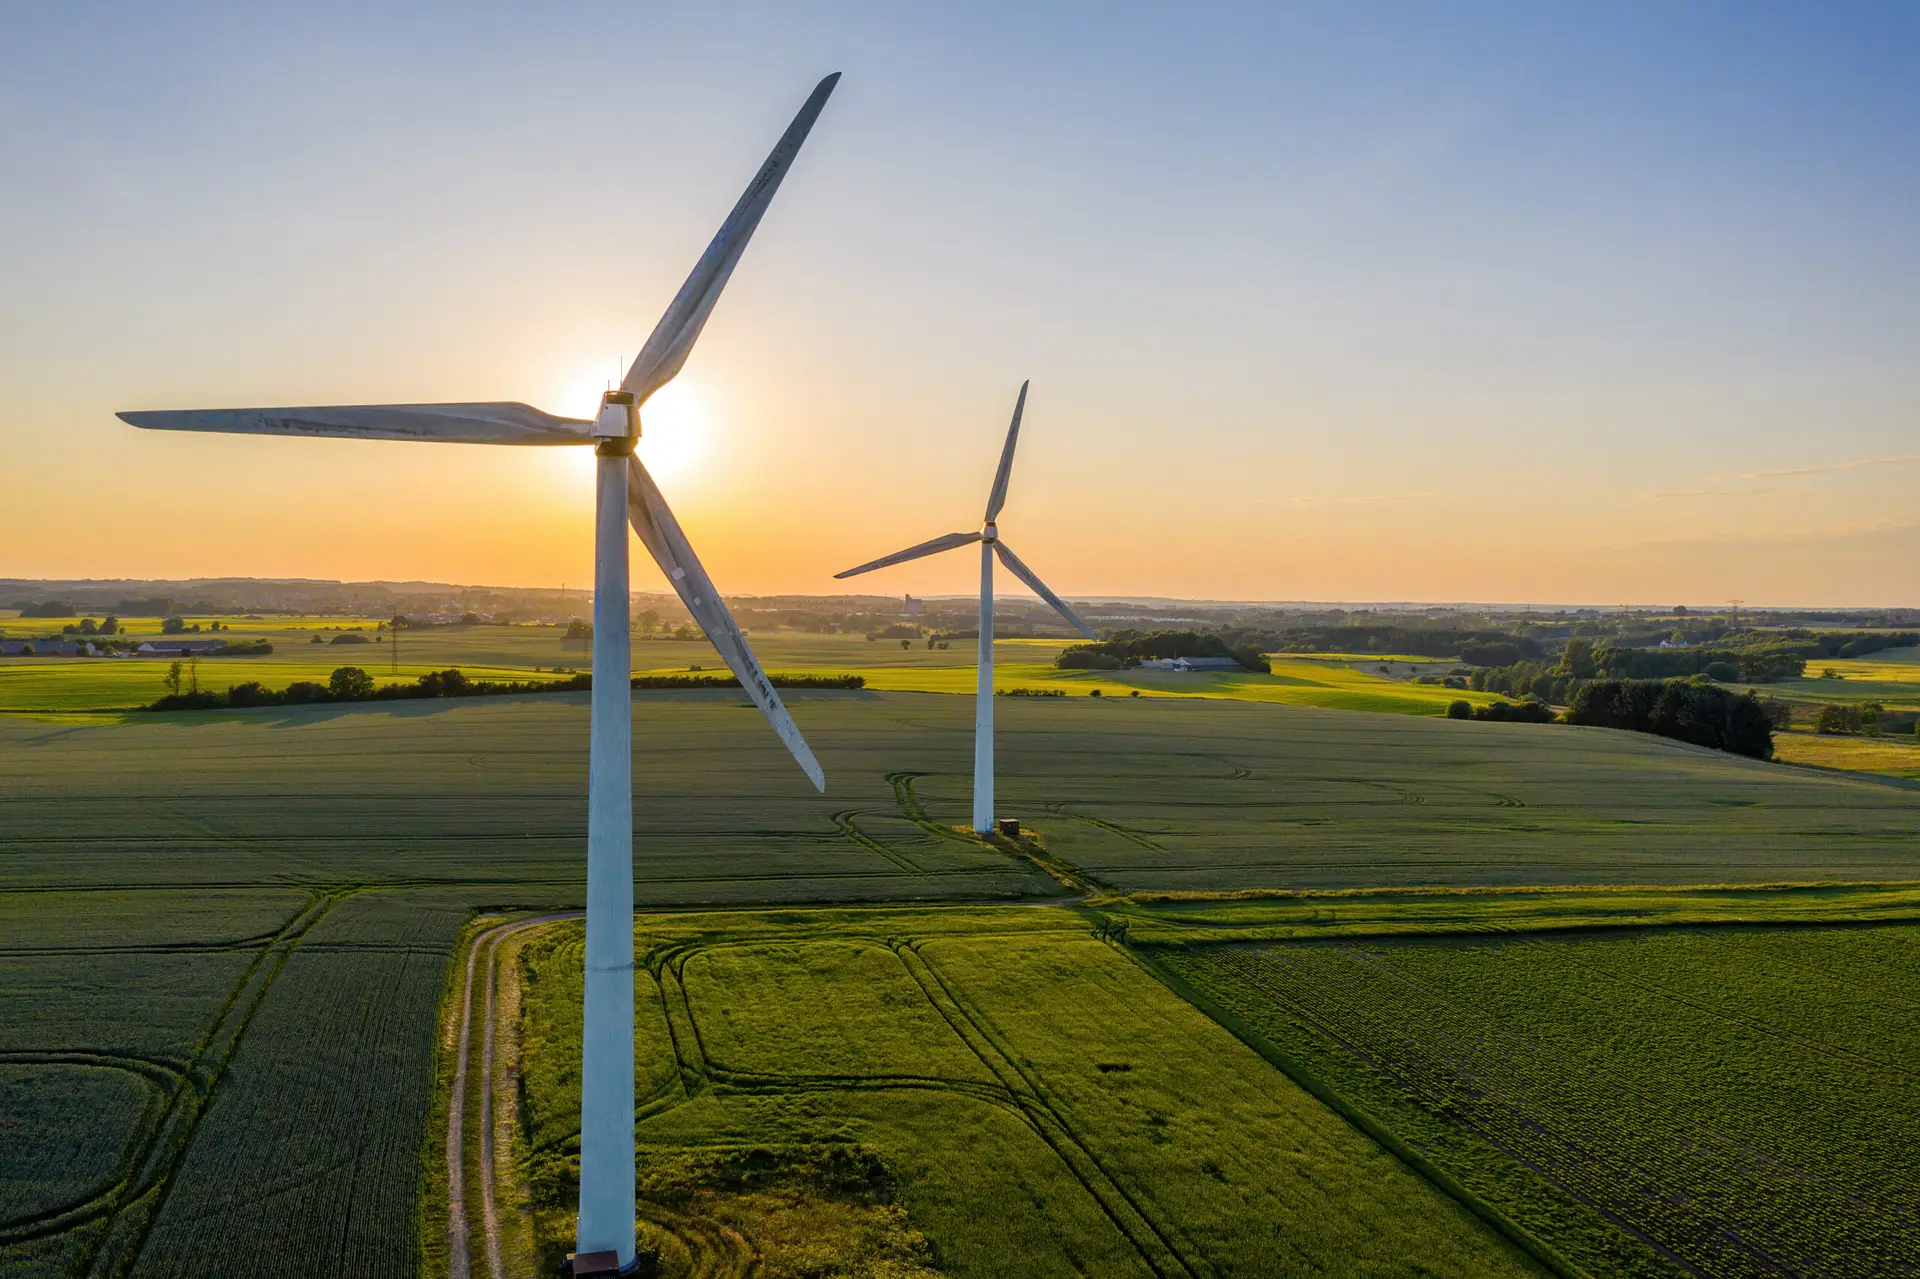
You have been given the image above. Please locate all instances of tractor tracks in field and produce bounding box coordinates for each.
[1043,801,1170,853]
[641,932,1199,1279]
[828,809,923,874]
[894,940,1203,1279]
[19,888,348,1277]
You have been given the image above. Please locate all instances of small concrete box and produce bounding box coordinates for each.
[566,1250,623,1277]
[996,818,1021,838]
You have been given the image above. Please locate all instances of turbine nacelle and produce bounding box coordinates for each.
[593,390,639,450]
[981,521,998,543]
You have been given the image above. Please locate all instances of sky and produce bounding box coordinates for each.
[3,2,1917,606]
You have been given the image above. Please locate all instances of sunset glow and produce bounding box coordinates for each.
[542,373,710,489]
[2,7,1916,604]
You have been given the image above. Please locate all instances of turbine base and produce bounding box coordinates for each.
[563,1248,647,1276]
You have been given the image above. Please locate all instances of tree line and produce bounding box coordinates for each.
[1056,630,1271,673]
[1563,679,1775,759]
[1448,678,1775,759]
[148,667,864,711]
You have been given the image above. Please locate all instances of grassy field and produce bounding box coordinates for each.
[11,691,1920,895]
[1155,920,1920,1277]
[1771,729,1920,779]
[9,689,1920,1274]
[505,908,1544,1277]
[1765,647,1920,708]
[0,626,1517,716]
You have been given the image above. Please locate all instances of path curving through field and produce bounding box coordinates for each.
[448,912,579,1279]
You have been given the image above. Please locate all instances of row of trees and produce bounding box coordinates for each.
[1260,625,1537,658]
[1466,636,1809,706]
[1445,677,1777,759]
[150,666,864,711]
[1056,630,1270,673]
[1564,679,1775,759]
[1446,699,1556,723]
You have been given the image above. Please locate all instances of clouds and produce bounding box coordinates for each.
[1714,454,1920,481]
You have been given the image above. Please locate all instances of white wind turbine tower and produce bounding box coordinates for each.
[836,382,1095,832]
[118,74,840,1276]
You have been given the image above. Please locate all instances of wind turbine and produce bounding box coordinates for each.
[836,382,1094,833]
[118,74,840,1276]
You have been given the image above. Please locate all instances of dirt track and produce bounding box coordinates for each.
[448,913,580,1279]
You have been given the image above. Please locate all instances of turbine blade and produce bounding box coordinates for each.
[621,73,841,406]
[833,531,981,579]
[117,403,594,445]
[993,541,1095,639]
[982,380,1028,522]
[626,455,825,791]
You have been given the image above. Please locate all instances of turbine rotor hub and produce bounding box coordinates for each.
[982,522,998,543]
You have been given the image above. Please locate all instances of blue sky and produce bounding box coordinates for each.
[3,3,1916,603]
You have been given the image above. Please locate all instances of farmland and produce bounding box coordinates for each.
[1766,647,1920,709]
[0,625,1509,716]
[1154,922,1920,1277]
[8,688,1920,1274]
[501,908,1545,1277]
[1770,729,1920,780]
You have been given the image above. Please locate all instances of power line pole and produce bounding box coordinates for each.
[1728,599,1744,630]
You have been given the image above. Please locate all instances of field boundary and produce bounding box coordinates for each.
[1126,943,1590,1279]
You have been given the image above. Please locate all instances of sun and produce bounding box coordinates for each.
[541,369,710,487]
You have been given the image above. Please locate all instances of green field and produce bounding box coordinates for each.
[8,688,1920,1275]
[503,908,1544,1277]
[0,626,1515,717]
[1768,647,1920,701]
[1155,922,1920,1276]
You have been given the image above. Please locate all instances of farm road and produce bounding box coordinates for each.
[448,912,579,1279]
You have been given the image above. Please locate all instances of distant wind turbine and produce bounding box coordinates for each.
[119,74,841,1276]
[836,382,1095,833]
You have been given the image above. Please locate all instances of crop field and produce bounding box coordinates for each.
[498,908,1543,1277]
[8,688,1920,1274]
[11,692,1920,898]
[1155,922,1920,1277]
[1770,729,1920,779]
[0,657,571,714]
[0,886,464,1278]
[1768,647,1920,708]
[0,626,1515,717]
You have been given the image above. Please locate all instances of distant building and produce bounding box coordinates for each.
[903,595,924,617]
[136,640,228,656]
[3,640,97,656]
[1137,656,1244,672]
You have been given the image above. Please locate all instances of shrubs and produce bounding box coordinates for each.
[1816,702,1886,735]
[1565,679,1773,759]
[1473,700,1557,724]
[1446,700,1472,720]
[998,687,1065,698]
[329,632,371,645]
[147,667,866,712]
[208,640,273,656]
[1056,650,1123,671]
